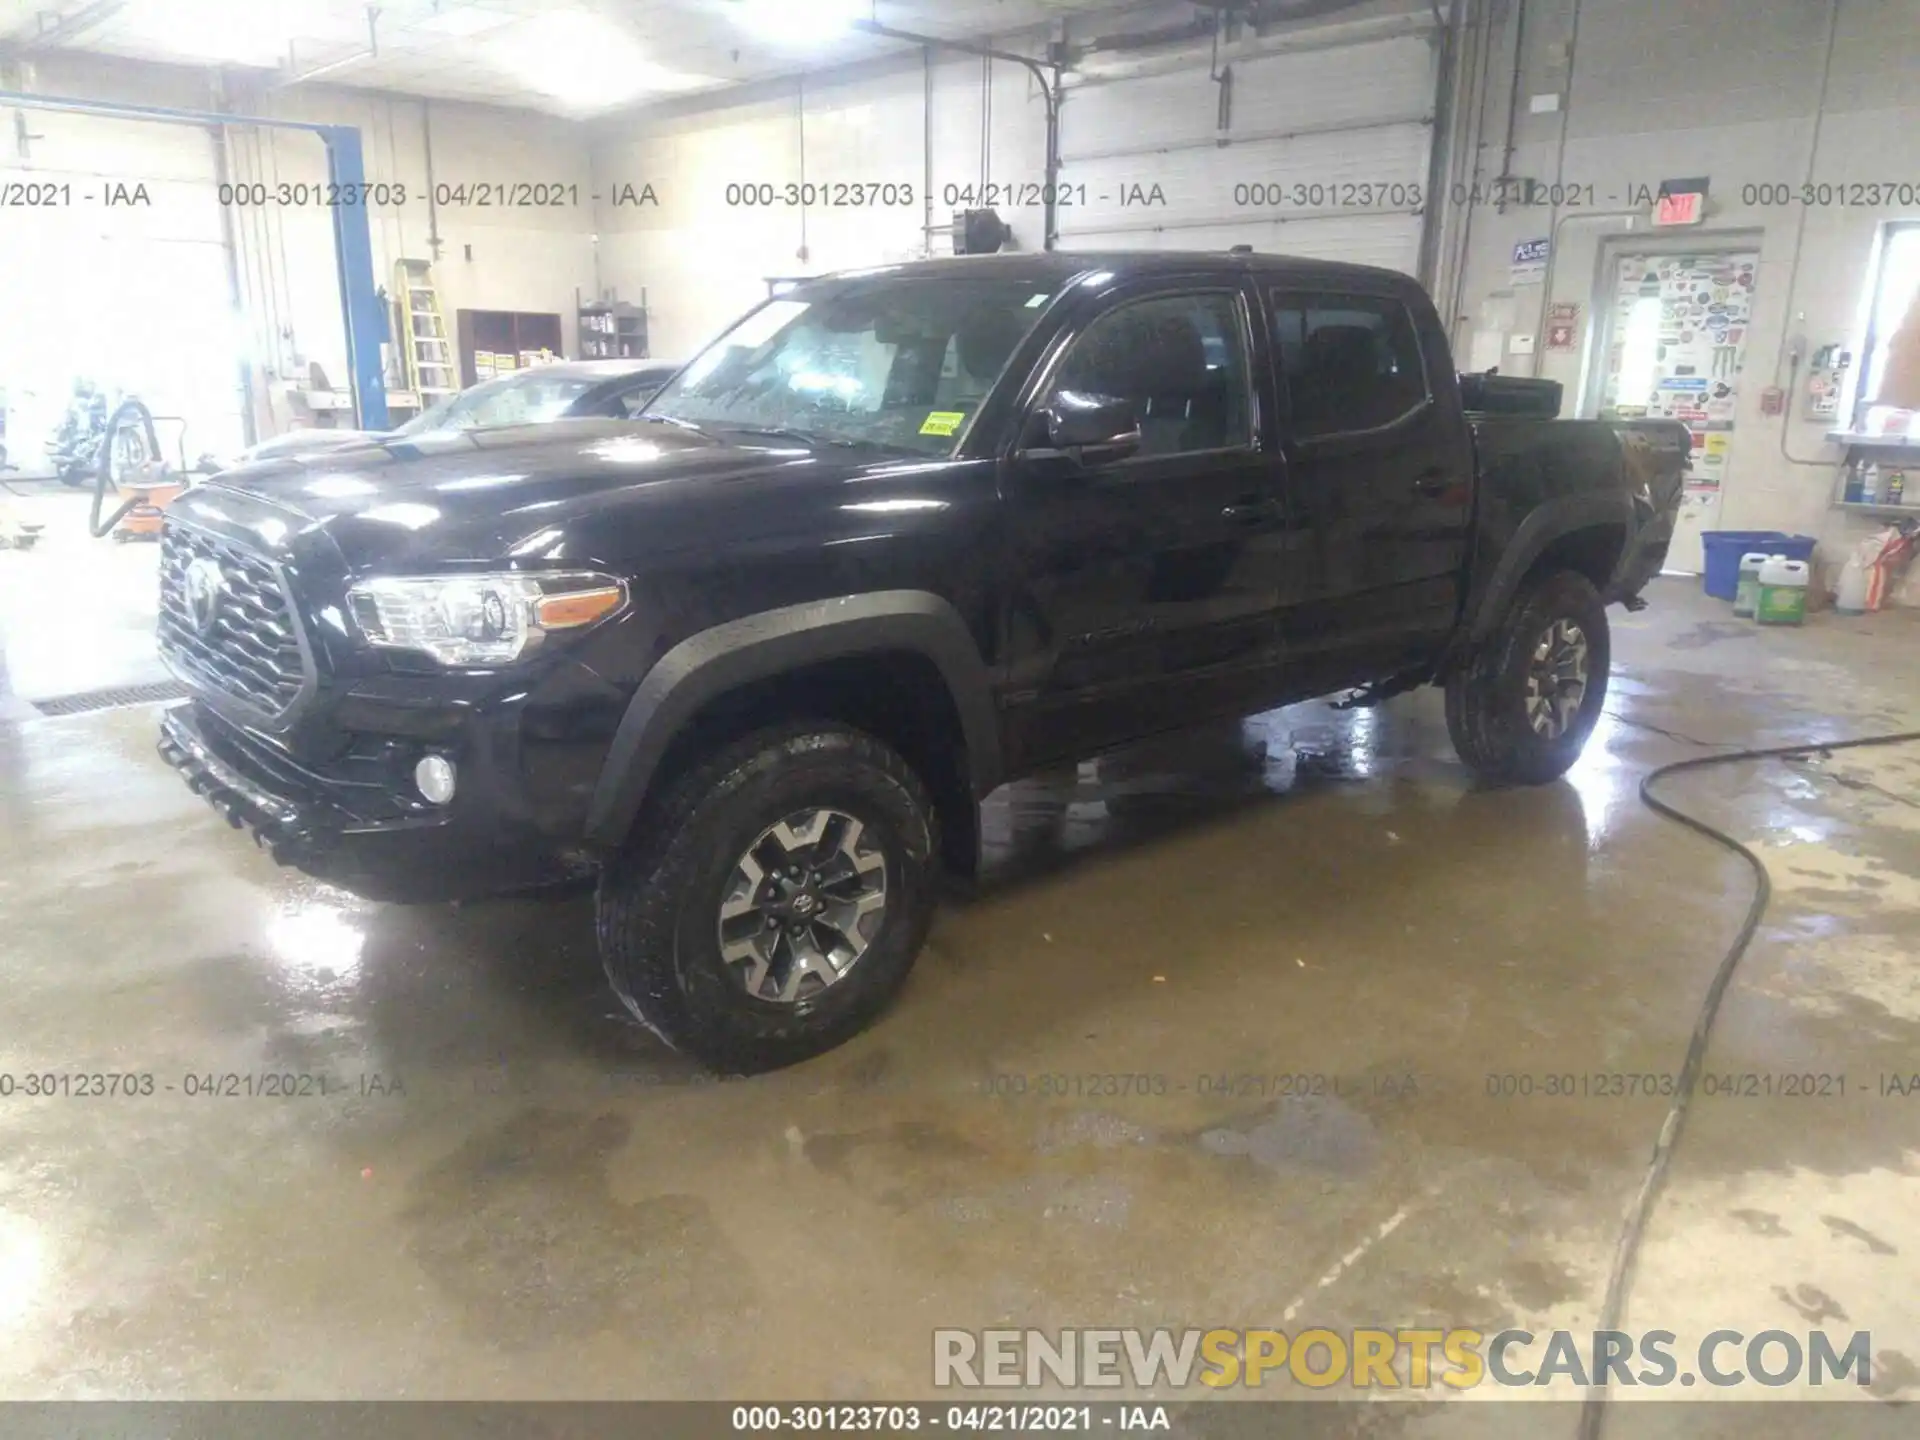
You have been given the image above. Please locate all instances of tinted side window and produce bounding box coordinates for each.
[1271,293,1428,437]
[1050,291,1252,457]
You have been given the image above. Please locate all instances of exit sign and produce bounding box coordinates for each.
[1654,177,1709,226]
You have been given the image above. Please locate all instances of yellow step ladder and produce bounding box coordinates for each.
[394,258,458,402]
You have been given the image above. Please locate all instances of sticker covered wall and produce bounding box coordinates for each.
[1598,248,1759,573]
[1601,250,1757,495]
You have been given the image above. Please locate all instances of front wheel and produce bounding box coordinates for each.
[596,722,940,1073]
[1446,570,1610,785]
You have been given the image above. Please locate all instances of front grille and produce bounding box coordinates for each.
[159,521,307,714]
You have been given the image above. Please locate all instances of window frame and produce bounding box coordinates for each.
[1268,288,1434,443]
[1849,219,1920,430]
[1019,282,1261,465]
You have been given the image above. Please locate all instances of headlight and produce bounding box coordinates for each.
[347,571,626,666]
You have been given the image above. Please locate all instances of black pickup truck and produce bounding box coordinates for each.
[155,252,1686,1070]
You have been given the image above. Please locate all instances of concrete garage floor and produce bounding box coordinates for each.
[0,576,1916,1430]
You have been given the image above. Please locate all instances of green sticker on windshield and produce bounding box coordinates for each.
[920,411,966,437]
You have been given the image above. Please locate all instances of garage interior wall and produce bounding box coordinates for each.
[587,0,1447,359]
[588,46,1050,360]
[1440,0,1920,568]
[1054,1,1438,268]
[3,50,597,449]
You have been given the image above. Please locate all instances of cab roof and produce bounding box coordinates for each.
[807,250,1418,290]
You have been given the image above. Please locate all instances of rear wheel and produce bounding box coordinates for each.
[596,722,939,1073]
[1446,570,1609,785]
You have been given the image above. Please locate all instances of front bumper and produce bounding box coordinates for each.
[158,701,596,904]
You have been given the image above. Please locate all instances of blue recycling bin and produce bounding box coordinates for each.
[1700,531,1817,601]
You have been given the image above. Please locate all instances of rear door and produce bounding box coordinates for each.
[999,278,1288,766]
[1265,287,1471,690]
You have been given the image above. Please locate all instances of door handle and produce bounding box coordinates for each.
[1413,468,1450,497]
[1221,497,1281,525]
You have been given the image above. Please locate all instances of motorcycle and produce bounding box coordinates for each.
[46,383,114,487]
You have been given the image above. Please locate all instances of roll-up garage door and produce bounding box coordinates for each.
[0,108,246,464]
[1057,31,1436,274]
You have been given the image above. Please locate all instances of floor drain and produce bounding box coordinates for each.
[31,679,190,717]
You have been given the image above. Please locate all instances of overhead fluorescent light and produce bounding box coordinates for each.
[490,11,714,111]
[121,0,303,67]
[730,0,871,48]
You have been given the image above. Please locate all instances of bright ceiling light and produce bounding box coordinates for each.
[491,11,715,111]
[121,0,305,67]
[413,4,516,38]
[730,0,871,48]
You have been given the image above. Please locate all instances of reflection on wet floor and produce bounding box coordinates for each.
[0,580,1917,1402]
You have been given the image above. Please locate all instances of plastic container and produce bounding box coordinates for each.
[1756,556,1810,625]
[1733,551,1772,617]
[1700,531,1818,600]
[1836,550,1872,614]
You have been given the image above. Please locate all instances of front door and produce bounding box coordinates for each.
[1000,282,1287,768]
[1264,287,1472,693]
[1591,247,1759,572]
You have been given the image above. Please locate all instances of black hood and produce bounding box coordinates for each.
[183,418,861,572]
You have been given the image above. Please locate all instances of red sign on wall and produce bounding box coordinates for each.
[1653,178,1709,227]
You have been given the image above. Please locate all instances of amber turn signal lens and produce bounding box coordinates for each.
[534,586,625,629]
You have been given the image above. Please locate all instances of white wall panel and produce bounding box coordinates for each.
[1058,35,1436,273]
[593,53,1050,357]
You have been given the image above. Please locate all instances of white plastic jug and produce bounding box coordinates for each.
[1733,551,1771,617]
[1836,553,1872,614]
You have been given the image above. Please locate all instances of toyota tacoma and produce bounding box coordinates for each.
[156,252,1686,1071]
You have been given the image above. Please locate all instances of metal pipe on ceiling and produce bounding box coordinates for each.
[852,18,1063,251]
[1414,0,1462,288]
[12,0,127,52]
[1494,0,1526,210]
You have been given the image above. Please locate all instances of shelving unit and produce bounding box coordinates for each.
[578,298,648,361]
[1826,431,1920,450]
[454,310,564,388]
[1830,430,1920,514]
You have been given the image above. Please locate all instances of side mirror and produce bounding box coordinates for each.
[1024,391,1141,466]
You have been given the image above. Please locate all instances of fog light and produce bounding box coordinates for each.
[414,755,457,805]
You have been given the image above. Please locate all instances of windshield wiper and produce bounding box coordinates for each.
[720,425,908,453]
[639,413,713,437]
[719,424,828,446]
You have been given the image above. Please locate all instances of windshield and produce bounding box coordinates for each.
[394,370,601,437]
[643,277,1055,455]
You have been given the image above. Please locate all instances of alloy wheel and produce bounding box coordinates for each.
[1525,618,1590,739]
[715,808,889,1003]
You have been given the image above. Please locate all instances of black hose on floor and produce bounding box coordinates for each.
[87,398,164,539]
[1580,726,1920,1440]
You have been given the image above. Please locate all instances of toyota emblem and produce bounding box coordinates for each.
[184,557,225,636]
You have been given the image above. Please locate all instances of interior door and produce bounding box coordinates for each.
[1266,288,1471,691]
[1591,247,1759,572]
[1000,283,1287,767]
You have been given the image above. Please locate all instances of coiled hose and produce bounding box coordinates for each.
[1581,726,1920,1439]
[87,397,165,538]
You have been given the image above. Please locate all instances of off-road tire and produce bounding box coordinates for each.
[596,722,939,1073]
[1446,569,1610,785]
